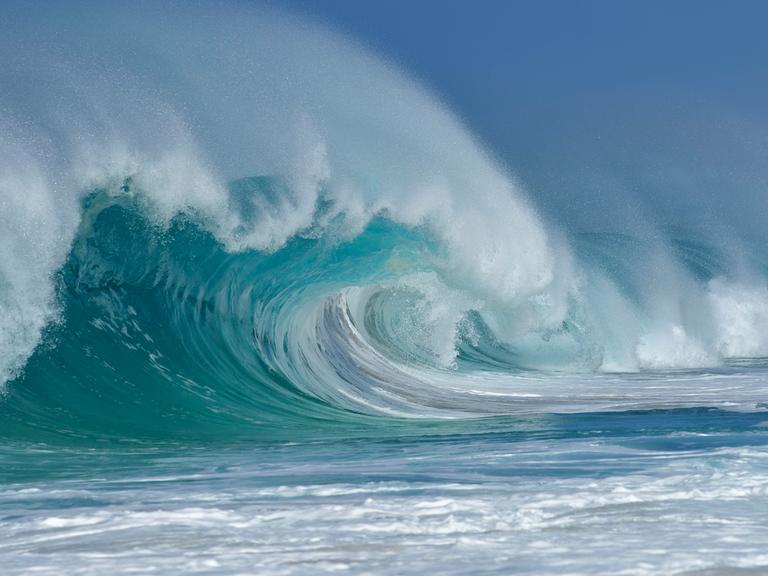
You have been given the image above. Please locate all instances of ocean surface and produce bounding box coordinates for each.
[2,2,768,574]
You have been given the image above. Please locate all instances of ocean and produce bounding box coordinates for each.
[2,2,768,574]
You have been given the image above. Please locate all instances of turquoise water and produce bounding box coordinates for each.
[3,2,768,573]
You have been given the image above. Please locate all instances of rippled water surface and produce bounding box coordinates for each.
[3,406,768,575]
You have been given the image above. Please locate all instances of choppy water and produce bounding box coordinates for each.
[4,407,768,575]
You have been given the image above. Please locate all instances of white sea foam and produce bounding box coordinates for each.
[708,278,768,358]
[2,440,768,575]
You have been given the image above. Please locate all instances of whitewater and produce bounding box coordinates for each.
[2,1,768,574]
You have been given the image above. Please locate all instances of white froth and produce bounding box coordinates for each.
[2,440,768,575]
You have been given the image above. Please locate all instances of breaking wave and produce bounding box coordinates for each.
[2,1,768,441]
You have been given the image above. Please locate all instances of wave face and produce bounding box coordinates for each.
[2,1,768,442]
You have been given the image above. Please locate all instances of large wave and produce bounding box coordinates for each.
[2,1,768,440]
